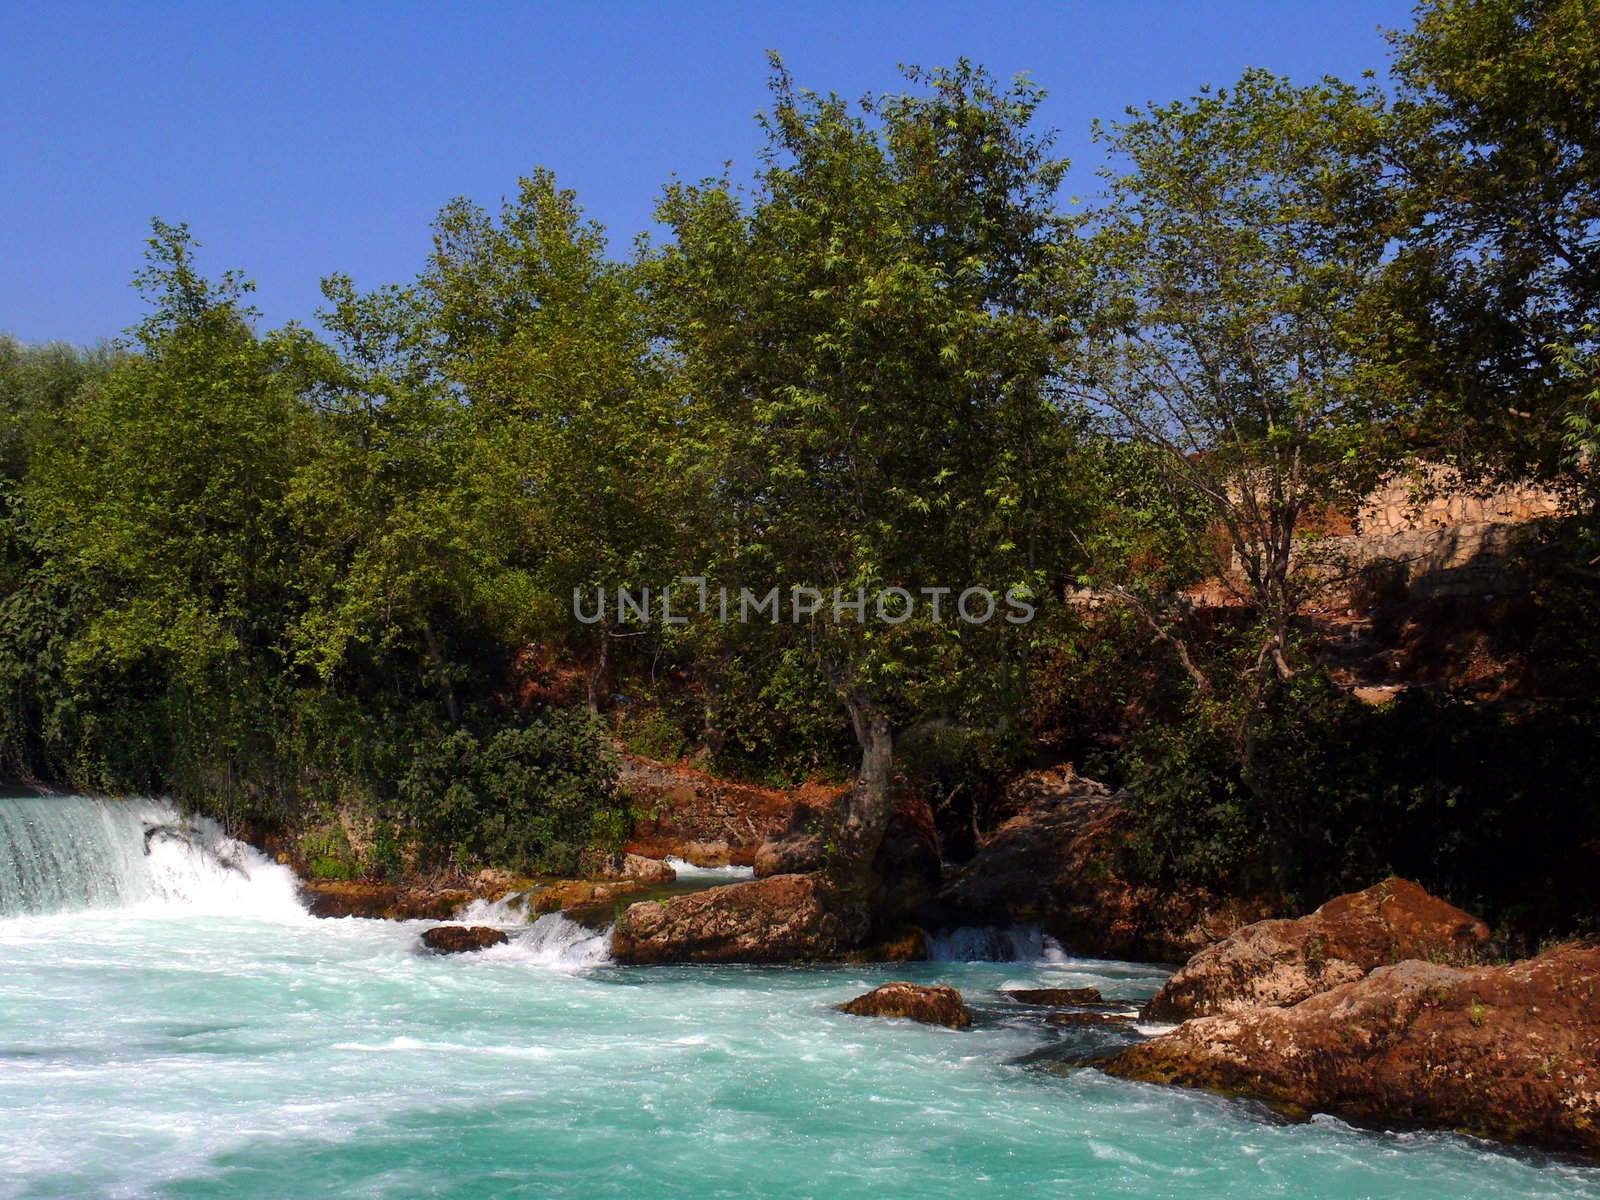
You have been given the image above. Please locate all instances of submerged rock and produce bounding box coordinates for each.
[1142,877,1491,1023]
[1046,1010,1133,1027]
[839,982,972,1029]
[1105,943,1600,1155]
[420,925,509,954]
[611,873,870,964]
[939,766,1272,962]
[1004,987,1104,1006]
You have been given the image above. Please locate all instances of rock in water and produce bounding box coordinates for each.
[421,925,509,954]
[839,982,972,1029]
[1046,1010,1133,1027]
[1142,877,1490,1022]
[1004,987,1104,1006]
[611,873,869,964]
[302,880,475,920]
[1105,943,1600,1155]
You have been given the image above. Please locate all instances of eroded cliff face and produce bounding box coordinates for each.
[619,755,842,866]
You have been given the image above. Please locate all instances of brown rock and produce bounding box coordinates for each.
[585,853,678,884]
[611,873,870,964]
[1105,943,1600,1155]
[870,789,943,925]
[1005,987,1104,1006]
[839,982,972,1029]
[941,767,1273,962]
[420,925,510,954]
[620,755,840,867]
[1142,877,1491,1023]
[845,925,929,963]
[528,878,647,915]
[300,880,473,920]
[1046,1010,1133,1027]
[754,833,825,878]
[622,854,677,884]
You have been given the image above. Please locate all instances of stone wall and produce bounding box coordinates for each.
[1356,464,1563,535]
[1313,520,1541,600]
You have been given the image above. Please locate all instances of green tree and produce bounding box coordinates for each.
[1388,0,1600,486]
[653,59,1082,877]
[1076,70,1404,712]
[6,223,312,805]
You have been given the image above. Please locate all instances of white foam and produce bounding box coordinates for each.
[926,926,1068,963]
[482,912,613,969]
[0,795,304,920]
[140,815,306,919]
[663,857,754,882]
[455,891,532,925]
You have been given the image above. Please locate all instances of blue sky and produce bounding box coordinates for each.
[2,0,1416,345]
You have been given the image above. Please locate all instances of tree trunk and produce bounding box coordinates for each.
[831,697,894,887]
[586,630,610,714]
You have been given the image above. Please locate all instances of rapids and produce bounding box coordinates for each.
[0,793,1595,1199]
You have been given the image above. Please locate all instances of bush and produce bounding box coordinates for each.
[397,709,623,875]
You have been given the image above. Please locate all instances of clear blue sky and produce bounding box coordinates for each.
[1,0,1416,345]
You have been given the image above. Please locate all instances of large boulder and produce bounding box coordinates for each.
[838,982,971,1029]
[939,766,1272,961]
[611,873,870,964]
[421,925,509,954]
[1105,943,1600,1155]
[1142,877,1491,1023]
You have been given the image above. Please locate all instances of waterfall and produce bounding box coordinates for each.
[494,912,614,968]
[925,925,1069,963]
[0,793,304,919]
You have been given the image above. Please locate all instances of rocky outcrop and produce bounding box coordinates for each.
[1004,987,1104,1006]
[300,880,477,920]
[869,789,942,928]
[611,873,870,964]
[754,788,940,899]
[844,925,929,963]
[1142,878,1491,1023]
[525,878,649,916]
[1105,943,1600,1155]
[620,755,840,866]
[584,852,678,884]
[420,925,509,954]
[754,833,825,878]
[939,766,1273,962]
[838,982,972,1029]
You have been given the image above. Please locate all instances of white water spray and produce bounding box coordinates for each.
[925,925,1068,963]
[663,857,754,883]
[0,794,304,919]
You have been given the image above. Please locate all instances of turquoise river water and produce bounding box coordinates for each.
[0,794,1595,1199]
